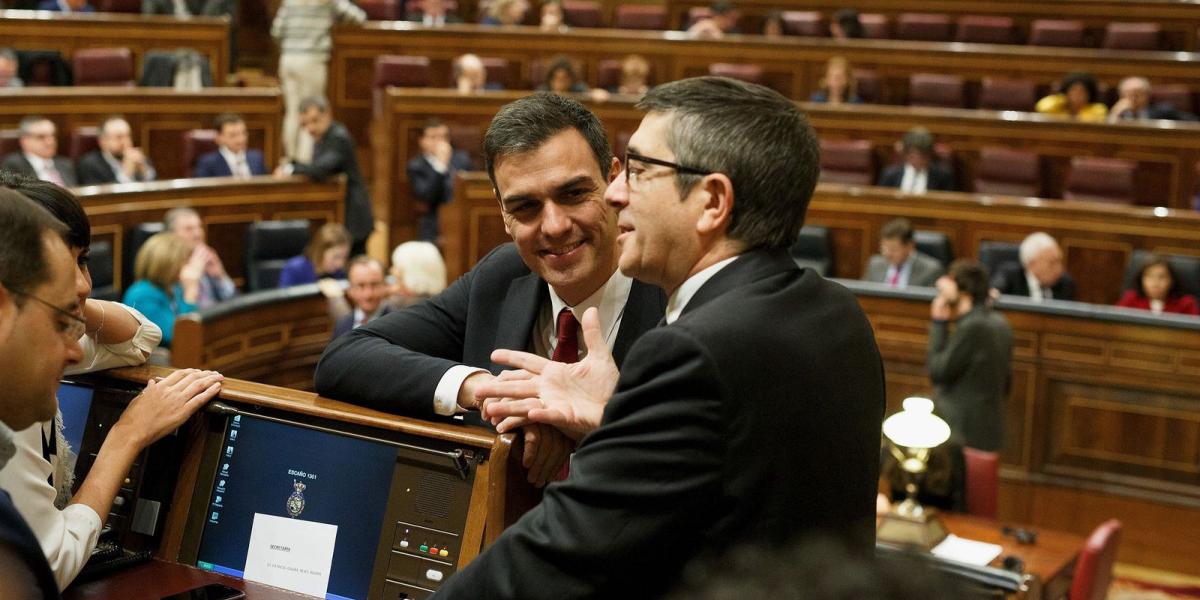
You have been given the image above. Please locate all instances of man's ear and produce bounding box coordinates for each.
[607,156,621,184]
[494,189,514,237]
[695,173,735,237]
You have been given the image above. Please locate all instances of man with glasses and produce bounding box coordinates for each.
[1,117,78,188]
[316,93,665,487]
[435,77,886,599]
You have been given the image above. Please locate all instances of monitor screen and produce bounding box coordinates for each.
[195,415,396,600]
[57,382,94,455]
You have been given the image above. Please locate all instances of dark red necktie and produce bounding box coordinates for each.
[550,308,579,480]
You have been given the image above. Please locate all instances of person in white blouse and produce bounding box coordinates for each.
[0,175,224,588]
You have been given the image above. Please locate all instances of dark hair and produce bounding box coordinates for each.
[347,254,384,275]
[483,92,612,188]
[1059,72,1099,104]
[948,259,990,305]
[710,0,734,15]
[636,76,821,250]
[420,118,446,134]
[299,96,330,114]
[900,127,934,155]
[0,171,90,250]
[0,188,70,303]
[542,55,580,88]
[1133,253,1183,299]
[832,8,863,38]
[213,112,245,133]
[880,217,914,243]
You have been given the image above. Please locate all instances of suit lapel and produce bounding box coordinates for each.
[490,272,545,371]
[681,249,797,319]
[612,280,666,365]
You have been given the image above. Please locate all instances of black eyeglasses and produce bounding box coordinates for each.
[11,289,86,342]
[623,151,713,187]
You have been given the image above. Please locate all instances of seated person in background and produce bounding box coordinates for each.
[278,222,350,287]
[830,7,863,39]
[538,55,610,101]
[142,0,230,16]
[122,233,201,350]
[687,0,739,38]
[0,174,220,589]
[193,113,268,178]
[77,116,156,186]
[406,118,473,243]
[1,116,77,188]
[406,0,460,26]
[1108,76,1196,122]
[762,10,784,38]
[539,0,566,31]
[36,0,93,11]
[928,260,1013,452]
[331,256,392,340]
[877,127,955,193]
[863,217,944,288]
[454,54,501,93]
[389,240,447,307]
[1036,72,1108,122]
[481,0,528,25]
[1117,254,1199,315]
[0,48,24,88]
[991,231,1076,301]
[808,56,862,105]
[164,207,236,309]
[614,54,650,96]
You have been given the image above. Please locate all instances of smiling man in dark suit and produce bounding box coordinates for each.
[193,114,267,179]
[315,93,666,486]
[445,77,886,599]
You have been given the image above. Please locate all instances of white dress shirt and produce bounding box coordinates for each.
[899,164,929,195]
[883,254,916,288]
[422,13,446,26]
[432,268,633,416]
[219,146,252,178]
[23,153,63,185]
[1025,270,1048,301]
[665,256,739,325]
[0,304,161,588]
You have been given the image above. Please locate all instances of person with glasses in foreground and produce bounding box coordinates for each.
[435,77,886,599]
[316,93,666,488]
[0,175,224,589]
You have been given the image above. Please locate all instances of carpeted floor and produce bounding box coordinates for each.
[1110,565,1200,599]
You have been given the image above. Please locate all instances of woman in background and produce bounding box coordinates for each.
[809,56,862,105]
[1036,72,1108,122]
[123,232,200,349]
[481,0,528,25]
[278,223,351,287]
[1117,254,1199,315]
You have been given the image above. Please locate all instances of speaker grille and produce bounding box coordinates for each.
[414,472,453,519]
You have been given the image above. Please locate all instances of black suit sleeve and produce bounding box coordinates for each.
[292,133,352,181]
[927,318,981,385]
[76,153,114,185]
[433,326,726,599]
[315,254,479,418]
[877,165,902,187]
[406,158,453,207]
[1056,274,1076,301]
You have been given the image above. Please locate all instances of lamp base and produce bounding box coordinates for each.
[877,504,949,550]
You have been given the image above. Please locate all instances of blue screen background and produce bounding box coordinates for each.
[56,383,93,455]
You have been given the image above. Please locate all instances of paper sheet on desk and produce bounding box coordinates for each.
[931,534,1004,566]
[243,513,338,597]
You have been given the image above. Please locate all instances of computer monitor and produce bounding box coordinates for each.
[57,381,94,456]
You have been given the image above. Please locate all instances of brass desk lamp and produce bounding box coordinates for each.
[877,396,952,550]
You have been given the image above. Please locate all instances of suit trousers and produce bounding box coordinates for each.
[279,53,328,162]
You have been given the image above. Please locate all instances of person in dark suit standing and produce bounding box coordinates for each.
[0,117,77,188]
[448,77,886,599]
[330,256,392,340]
[315,93,667,487]
[76,117,156,186]
[877,127,955,194]
[928,260,1013,452]
[192,114,268,179]
[275,96,373,256]
[0,189,84,600]
[862,217,944,288]
[991,231,1076,301]
[406,119,473,243]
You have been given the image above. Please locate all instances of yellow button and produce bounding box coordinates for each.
[439,550,449,557]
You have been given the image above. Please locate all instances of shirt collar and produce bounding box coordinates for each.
[1025,269,1044,300]
[23,153,48,170]
[547,267,633,343]
[665,255,740,324]
[0,419,16,471]
[218,145,245,164]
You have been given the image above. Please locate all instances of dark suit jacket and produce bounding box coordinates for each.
[76,150,155,186]
[0,489,61,599]
[990,262,1076,301]
[406,150,472,209]
[404,10,462,23]
[0,153,78,187]
[193,149,267,178]
[331,304,394,340]
[142,0,230,15]
[863,252,944,287]
[292,122,373,243]
[928,307,1013,452]
[877,162,956,192]
[433,249,886,599]
[315,243,667,421]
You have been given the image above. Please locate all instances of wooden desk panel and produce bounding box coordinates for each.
[77,176,344,289]
[64,560,305,599]
[332,23,1200,143]
[938,512,1083,599]
[1,9,230,83]
[0,88,283,181]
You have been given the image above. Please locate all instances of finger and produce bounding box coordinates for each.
[183,382,222,413]
[522,427,539,469]
[490,349,550,374]
[159,368,194,386]
[495,415,533,433]
[164,369,205,393]
[475,380,540,402]
[579,307,611,361]
[494,369,533,382]
[483,398,542,422]
[184,374,224,399]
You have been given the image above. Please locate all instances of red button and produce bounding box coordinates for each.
[429,547,439,555]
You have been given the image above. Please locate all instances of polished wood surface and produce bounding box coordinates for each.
[0,9,230,83]
[332,23,1200,142]
[76,176,344,289]
[939,512,1083,599]
[64,559,307,599]
[0,88,283,181]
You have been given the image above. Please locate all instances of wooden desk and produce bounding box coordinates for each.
[0,88,283,181]
[331,23,1200,143]
[77,176,344,290]
[939,513,1084,600]
[0,9,230,84]
[64,560,304,599]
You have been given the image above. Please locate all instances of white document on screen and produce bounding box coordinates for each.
[243,513,338,597]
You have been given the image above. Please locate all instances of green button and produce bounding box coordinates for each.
[419,545,429,553]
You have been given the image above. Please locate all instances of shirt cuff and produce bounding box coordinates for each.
[433,365,488,416]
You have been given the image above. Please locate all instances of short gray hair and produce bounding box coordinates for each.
[98,115,129,138]
[17,116,51,137]
[390,241,447,296]
[0,48,16,63]
[1119,76,1151,93]
[1019,231,1059,266]
[163,207,201,232]
[299,95,329,114]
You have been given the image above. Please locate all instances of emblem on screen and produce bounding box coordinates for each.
[286,480,307,518]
